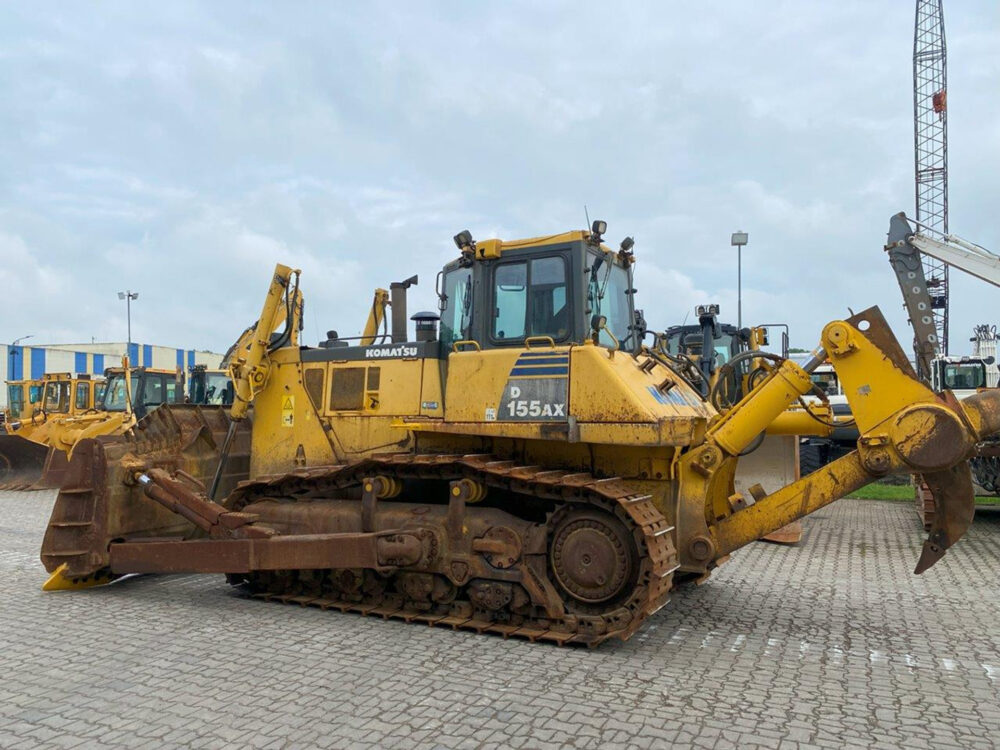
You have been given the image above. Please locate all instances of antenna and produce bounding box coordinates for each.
[584,204,591,230]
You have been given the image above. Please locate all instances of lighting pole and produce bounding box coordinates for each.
[9,334,32,379]
[117,290,139,347]
[731,231,749,329]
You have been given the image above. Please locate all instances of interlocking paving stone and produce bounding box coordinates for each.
[0,490,998,749]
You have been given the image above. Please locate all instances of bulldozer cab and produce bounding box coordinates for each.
[188,365,234,406]
[101,367,185,419]
[439,226,636,353]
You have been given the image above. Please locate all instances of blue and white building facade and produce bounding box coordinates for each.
[1,342,223,408]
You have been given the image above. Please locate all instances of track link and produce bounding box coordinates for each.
[229,454,678,645]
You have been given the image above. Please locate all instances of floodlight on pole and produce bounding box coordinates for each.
[118,290,139,348]
[8,334,32,378]
[730,232,749,330]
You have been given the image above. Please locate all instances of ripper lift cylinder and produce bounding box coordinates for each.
[710,353,821,456]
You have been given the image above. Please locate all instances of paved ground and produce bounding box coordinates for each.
[0,491,998,750]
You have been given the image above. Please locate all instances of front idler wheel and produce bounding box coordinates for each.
[549,508,638,613]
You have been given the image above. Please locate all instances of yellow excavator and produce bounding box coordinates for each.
[40,221,1000,646]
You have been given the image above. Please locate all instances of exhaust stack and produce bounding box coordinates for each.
[390,275,418,343]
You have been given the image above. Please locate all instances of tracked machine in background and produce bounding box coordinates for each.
[41,221,1000,645]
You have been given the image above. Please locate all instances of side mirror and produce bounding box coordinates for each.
[591,314,607,334]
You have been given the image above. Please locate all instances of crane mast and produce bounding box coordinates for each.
[913,0,949,353]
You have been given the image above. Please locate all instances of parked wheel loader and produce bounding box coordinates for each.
[0,364,184,490]
[40,222,1000,645]
[660,307,816,544]
[0,373,105,489]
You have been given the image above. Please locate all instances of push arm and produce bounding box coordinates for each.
[228,264,302,421]
[208,264,300,500]
[360,288,390,346]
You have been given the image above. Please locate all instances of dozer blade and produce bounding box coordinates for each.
[0,435,51,490]
[761,520,803,545]
[914,461,976,574]
[40,405,253,582]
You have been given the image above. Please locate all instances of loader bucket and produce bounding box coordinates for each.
[0,435,51,490]
[35,447,71,490]
[40,405,252,581]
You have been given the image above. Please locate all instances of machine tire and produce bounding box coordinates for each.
[799,440,827,477]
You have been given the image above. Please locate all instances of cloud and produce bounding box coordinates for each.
[0,1,998,358]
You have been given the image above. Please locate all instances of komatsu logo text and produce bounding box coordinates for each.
[365,345,418,359]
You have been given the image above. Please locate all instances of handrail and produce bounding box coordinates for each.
[524,336,556,349]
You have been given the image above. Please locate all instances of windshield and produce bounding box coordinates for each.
[43,382,70,413]
[588,255,631,348]
[191,372,233,405]
[943,363,986,390]
[665,329,735,368]
[810,371,840,396]
[102,373,139,412]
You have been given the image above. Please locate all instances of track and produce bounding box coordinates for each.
[226,454,679,645]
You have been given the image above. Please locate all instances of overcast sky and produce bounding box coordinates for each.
[2,1,998,355]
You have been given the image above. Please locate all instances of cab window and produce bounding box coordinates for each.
[141,375,165,406]
[810,371,839,396]
[589,261,631,348]
[493,256,568,342]
[94,383,106,406]
[943,363,985,390]
[8,386,24,415]
[44,382,70,413]
[28,385,42,404]
[75,382,90,410]
[440,267,473,350]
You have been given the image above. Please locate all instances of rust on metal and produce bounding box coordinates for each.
[0,436,51,490]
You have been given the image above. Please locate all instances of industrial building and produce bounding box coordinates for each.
[1,342,223,408]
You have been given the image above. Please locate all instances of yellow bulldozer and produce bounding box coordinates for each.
[40,222,1000,645]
